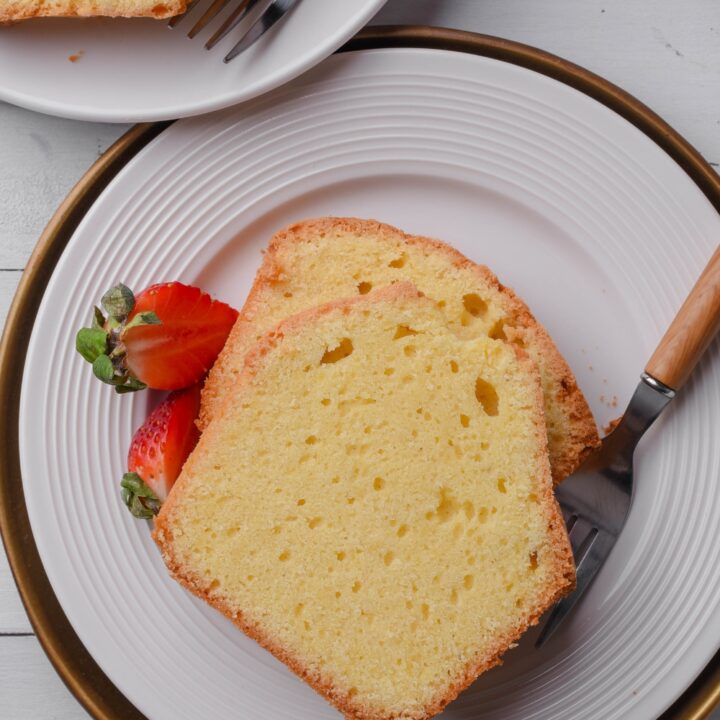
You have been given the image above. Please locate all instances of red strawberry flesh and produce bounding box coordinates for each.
[124,282,237,391]
[127,383,201,502]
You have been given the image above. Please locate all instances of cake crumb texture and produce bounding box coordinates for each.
[155,283,574,719]
[0,0,184,21]
[199,217,598,483]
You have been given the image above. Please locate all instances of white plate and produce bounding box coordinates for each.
[19,47,720,720]
[0,0,384,122]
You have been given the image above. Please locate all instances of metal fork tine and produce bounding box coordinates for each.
[535,529,615,648]
[167,0,200,27]
[222,0,299,63]
[187,0,235,38]
[205,0,259,50]
[567,516,596,560]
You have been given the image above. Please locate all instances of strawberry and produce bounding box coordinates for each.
[75,282,238,393]
[120,383,201,519]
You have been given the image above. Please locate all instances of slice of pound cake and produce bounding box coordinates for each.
[199,217,598,483]
[0,0,184,21]
[155,282,575,720]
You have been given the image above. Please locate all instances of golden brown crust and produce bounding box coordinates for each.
[0,0,184,21]
[158,282,575,720]
[200,217,599,483]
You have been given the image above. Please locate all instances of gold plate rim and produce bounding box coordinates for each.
[1,26,718,720]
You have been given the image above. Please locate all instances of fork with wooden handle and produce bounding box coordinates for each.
[537,244,720,647]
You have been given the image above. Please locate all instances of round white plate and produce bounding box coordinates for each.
[19,47,720,720]
[0,0,385,122]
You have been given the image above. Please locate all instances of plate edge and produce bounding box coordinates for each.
[2,25,720,720]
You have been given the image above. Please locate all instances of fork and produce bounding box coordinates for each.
[169,0,300,64]
[536,245,720,647]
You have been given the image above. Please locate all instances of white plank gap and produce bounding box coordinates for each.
[0,636,91,719]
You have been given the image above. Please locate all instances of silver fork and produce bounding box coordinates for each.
[537,245,720,647]
[169,0,300,64]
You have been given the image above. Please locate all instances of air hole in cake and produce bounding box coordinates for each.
[488,319,507,341]
[294,603,304,616]
[475,377,499,415]
[347,497,355,505]
[348,687,358,699]
[463,501,475,520]
[305,435,317,445]
[208,579,220,591]
[462,293,488,318]
[497,478,507,493]
[477,507,489,523]
[529,551,539,571]
[450,588,459,605]
[336,551,346,561]
[394,324,418,339]
[357,281,372,295]
[226,527,239,537]
[308,517,322,529]
[527,492,539,504]
[464,574,474,590]
[352,581,362,593]
[384,367,395,376]
[397,524,408,538]
[516,598,524,608]
[278,550,290,561]
[450,359,459,373]
[388,253,407,268]
[435,488,460,522]
[460,414,470,428]
[297,498,306,506]
[321,398,331,406]
[373,477,385,491]
[384,551,394,566]
[421,603,430,620]
[321,338,354,364]
[403,344,416,357]
[283,291,293,298]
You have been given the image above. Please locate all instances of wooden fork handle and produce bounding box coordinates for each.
[645,245,720,390]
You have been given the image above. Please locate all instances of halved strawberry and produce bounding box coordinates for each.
[75,282,238,393]
[120,383,201,519]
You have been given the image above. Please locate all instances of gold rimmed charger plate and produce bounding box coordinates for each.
[0,26,718,720]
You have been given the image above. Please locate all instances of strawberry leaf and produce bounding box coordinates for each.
[120,472,161,519]
[123,310,161,334]
[76,327,108,363]
[101,283,135,320]
[115,377,147,394]
[92,306,106,330]
[92,354,116,384]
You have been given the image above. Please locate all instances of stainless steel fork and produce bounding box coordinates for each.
[169,0,300,64]
[536,245,720,647]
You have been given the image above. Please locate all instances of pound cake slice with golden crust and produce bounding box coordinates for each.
[155,282,575,720]
[199,217,598,483]
[0,0,184,21]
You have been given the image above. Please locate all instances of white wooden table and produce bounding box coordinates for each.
[1,1,719,717]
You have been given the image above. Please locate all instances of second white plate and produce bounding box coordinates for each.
[0,0,385,122]
[19,46,720,719]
